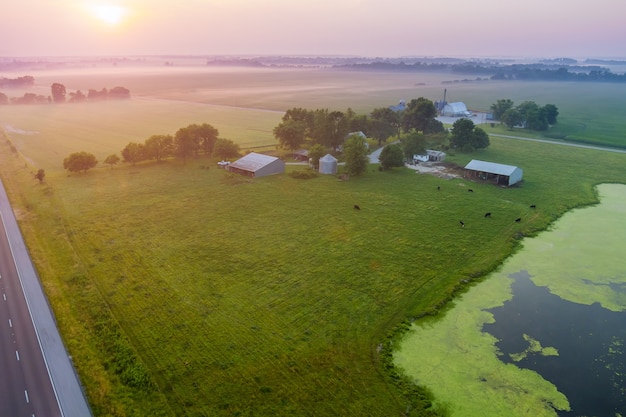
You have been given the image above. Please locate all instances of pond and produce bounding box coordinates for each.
[394,183,626,417]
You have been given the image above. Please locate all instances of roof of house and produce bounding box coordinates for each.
[320,154,337,162]
[464,159,520,176]
[230,152,281,172]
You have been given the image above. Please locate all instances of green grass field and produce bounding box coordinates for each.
[1,67,626,416]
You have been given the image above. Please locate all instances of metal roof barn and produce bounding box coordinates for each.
[464,159,523,186]
[442,102,471,117]
[227,152,285,178]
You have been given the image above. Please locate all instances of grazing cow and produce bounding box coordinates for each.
[437,186,441,191]
[468,189,474,192]
[354,204,361,210]
[530,204,536,209]
[515,217,522,222]
[459,220,465,228]
[484,212,492,218]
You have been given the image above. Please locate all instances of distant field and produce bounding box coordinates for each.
[1,66,626,416]
[4,66,626,155]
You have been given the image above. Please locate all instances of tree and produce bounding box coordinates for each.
[379,144,404,170]
[501,108,523,129]
[104,154,120,169]
[343,134,369,177]
[68,90,86,103]
[174,126,198,161]
[273,119,307,150]
[490,99,514,121]
[63,151,98,173]
[450,118,490,151]
[542,104,559,125]
[370,107,399,144]
[401,131,426,162]
[213,138,240,159]
[121,142,145,166]
[144,134,173,162]
[108,86,131,99]
[401,97,437,133]
[34,169,45,183]
[0,92,8,105]
[307,144,326,170]
[51,83,66,103]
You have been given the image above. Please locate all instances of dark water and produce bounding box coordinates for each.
[483,270,626,417]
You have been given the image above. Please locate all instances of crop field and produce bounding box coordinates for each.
[1,66,626,416]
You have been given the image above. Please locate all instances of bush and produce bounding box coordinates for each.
[289,170,318,179]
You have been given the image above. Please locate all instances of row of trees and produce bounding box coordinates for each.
[51,83,131,103]
[272,98,445,152]
[490,99,559,131]
[62,123,241,173]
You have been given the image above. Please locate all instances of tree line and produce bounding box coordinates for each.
[273,97,492,175]
[0,76,131,105]
[62,123,241,174]
[490,99,559,131]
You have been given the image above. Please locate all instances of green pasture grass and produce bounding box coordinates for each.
[2,123,626,416]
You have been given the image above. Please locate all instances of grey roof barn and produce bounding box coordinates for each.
[227,152,285,178]
[464,159,523,186]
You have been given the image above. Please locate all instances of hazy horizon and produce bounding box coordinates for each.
[3,0,625,60]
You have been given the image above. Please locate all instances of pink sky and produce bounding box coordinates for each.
[2,0,624,59]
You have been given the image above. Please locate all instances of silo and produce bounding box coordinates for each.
[318,154,338,175]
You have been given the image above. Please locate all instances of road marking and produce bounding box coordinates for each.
[16,350,20,361]
[3,293,6,301]
[8,318,12,327]
[25,389,29,403]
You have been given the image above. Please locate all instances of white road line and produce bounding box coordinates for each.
[8,318,12,327]
[25,389,29,403]
[16,350,20,361]
[3,293,6,301]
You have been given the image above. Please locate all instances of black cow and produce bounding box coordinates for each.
[515,217,522,222]
[354,204,361,210]
[530,204,536,209]
[468,189,474,193]
[459,220,465,228]
[484,212,492,218]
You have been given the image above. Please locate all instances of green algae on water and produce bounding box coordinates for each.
[395,184,626,417]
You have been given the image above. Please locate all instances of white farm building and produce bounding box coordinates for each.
[318,154,338,175]
[464,160,523,186]
[227,152,285,178]
[442,102,471,117]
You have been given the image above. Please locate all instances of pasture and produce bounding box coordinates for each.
[1,66,626,416]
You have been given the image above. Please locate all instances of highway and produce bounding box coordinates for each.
[0,179,92,417]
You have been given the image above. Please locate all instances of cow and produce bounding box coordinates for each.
[468,189,474,193]
[515,217,522,222]
[530,204,536,209]
[354,204,361,210]
[484,212,492,218]
[459,220,465,228]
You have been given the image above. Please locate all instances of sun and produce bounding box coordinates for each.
[90,4,127,26]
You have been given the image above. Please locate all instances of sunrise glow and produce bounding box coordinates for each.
[90,4,127,26]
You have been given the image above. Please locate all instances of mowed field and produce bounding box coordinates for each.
[1,66,626,416]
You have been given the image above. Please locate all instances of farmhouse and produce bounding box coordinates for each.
[442,102,471,117]
[464,159,523,186]
[227,152,285,178]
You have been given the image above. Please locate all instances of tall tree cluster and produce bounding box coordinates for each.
[272,97,443,152]
[490,99,559,131]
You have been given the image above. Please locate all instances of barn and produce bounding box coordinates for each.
[464,159,523,186]
[227,152,285,178]
[442,102,471,117]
